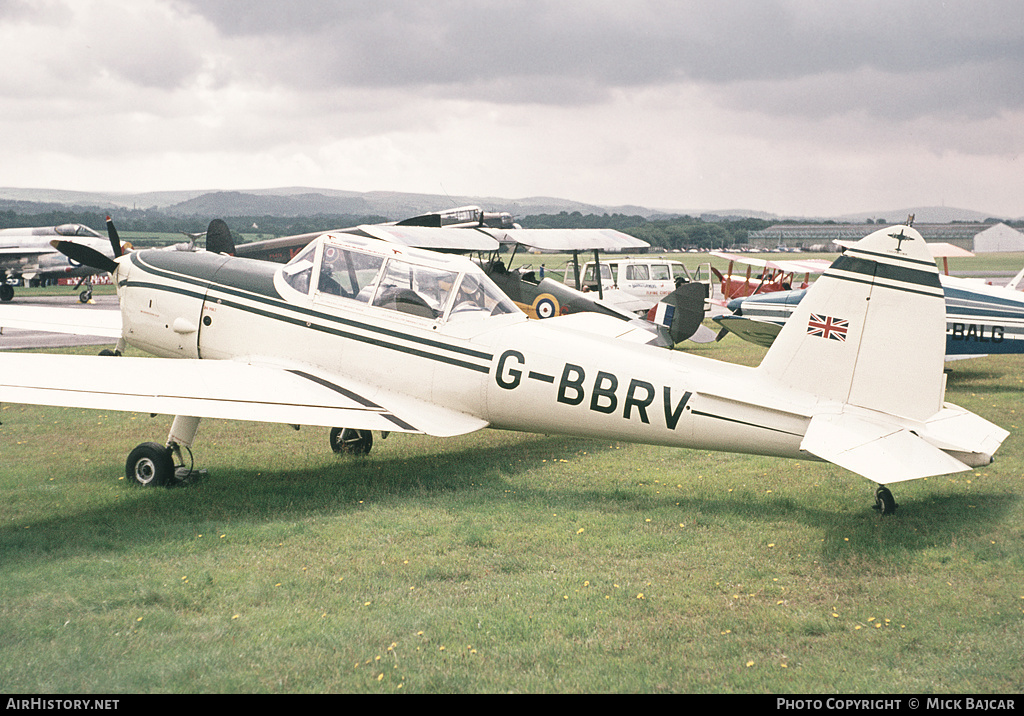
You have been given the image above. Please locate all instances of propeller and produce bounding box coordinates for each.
[50,240,118,273]
[105,215,125,259]
[50,215,125,274]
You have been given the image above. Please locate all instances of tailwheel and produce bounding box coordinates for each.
[330,427,373,455]
[125,442,174,487]
[872,485,898,515]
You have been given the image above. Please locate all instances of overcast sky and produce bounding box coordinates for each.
[1,0,1022,217]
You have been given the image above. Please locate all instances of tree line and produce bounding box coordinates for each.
[2,206,1019,252]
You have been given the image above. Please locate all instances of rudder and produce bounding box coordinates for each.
[757,225,946,422]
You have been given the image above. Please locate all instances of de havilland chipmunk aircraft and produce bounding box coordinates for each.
[0,223,129,303]
[0,222,1009,514]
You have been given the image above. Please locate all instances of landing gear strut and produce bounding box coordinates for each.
[872,485,898,515]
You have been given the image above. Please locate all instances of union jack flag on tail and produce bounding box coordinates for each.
[807,313,848,341]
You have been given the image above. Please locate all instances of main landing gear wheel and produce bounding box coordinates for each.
[79,287,93,303]
[872,485,898,515]
[0,284,13,302]
[125,442,174,487]
[330,428,373,455]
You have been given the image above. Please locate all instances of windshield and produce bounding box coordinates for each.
[283,236,521,322]
[447,270,520,320]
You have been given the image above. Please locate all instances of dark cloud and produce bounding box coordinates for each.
[1,0,1021,216]
[172,0,1024,114]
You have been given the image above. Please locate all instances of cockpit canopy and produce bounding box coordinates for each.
[281,233,521,322]
[54,224,104,238]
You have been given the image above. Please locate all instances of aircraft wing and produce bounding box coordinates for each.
[488,228,649,252]
[835,239,975,259]
[0,306,123,338]
[356,224,499,251]
[0,246,54,258]
[233,224,501,262]
[0,353,488,438]
[709,251,832,274]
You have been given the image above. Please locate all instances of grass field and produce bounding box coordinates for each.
[1,332,1023,693]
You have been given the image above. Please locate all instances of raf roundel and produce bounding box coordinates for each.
[532,294,559,319]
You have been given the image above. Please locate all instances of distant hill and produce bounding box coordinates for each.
[835,206,1004,224]
[0,186,1011,224]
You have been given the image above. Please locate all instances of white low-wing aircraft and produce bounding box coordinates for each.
[0,223,1009,514]
[0,222,128,302]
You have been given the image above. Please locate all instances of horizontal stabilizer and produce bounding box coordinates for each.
[801,412,973,484]
[920,405,1009,463]
[713,315,782,347]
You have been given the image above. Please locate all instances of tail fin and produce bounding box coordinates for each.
[206,219,236,255]
[649,282,708,344]
[758,225,946,422]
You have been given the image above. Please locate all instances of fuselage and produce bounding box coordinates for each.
[114,242,821,462]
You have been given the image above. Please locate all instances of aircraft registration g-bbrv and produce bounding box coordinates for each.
[0,222,1009,514]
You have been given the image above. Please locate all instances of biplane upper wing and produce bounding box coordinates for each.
[487,228,649,252]
[233,224,502,262]
[708,251,833,274]
[0,352,488,438]
[356,225,500,251]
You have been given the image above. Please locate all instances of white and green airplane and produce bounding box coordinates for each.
[0,222,1008,514]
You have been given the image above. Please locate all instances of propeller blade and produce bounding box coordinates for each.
[51,240,119,273]
[106,215,124,258]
